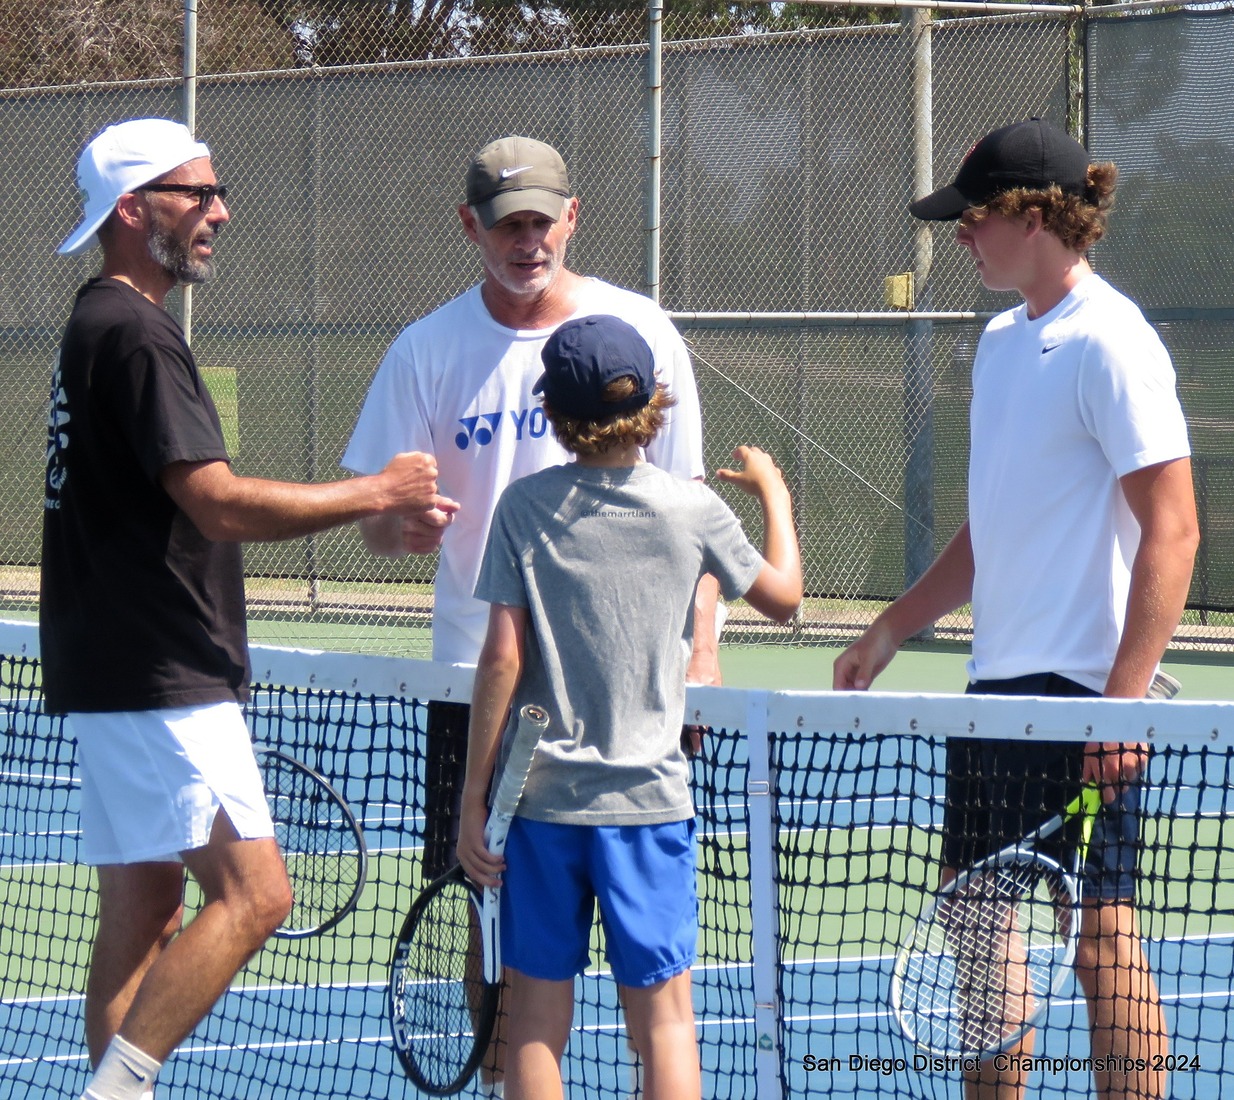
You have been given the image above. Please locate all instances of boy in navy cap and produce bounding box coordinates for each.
[836,118,1197,1100]
[456,314,803,1100]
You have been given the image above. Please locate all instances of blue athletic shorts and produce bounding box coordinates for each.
[945,672,1142,901]
[501,817,698,988]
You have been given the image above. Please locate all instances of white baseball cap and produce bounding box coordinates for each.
[57,118,212,257]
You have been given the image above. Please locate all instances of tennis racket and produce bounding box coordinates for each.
[891,782,1103,1059]
[389,702,550,1095]
[480,703,550,983]
[1148,669,1181,700]
[257,748,368,939]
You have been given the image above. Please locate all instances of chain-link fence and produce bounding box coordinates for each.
[2,0,1233,655]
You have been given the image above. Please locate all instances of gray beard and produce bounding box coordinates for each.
[147,225,216,285]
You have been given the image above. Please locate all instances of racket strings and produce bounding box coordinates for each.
[899,857,1076,1056]
[391,875,497,1093]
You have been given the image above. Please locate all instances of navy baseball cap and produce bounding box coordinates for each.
[535,315,656,422]
[910,118,1091,221]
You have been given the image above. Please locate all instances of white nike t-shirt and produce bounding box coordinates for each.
[966,274,1191,691]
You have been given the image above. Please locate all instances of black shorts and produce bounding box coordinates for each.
[944,672,1142,902]
[423,699,471,880]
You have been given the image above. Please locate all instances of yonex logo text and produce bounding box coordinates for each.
[454,407,549,450]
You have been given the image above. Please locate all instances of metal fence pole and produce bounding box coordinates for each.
[645,0,663,303]
[904,5,935,603]
[1070,1,1087,142]
[182,0,198,344]
[306,79,323,613]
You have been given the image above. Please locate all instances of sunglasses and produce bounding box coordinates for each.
[137,183,229,212]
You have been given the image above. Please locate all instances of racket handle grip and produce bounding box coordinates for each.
[481,885,501,984]
[484,811,514,856]
[480,812,514,983]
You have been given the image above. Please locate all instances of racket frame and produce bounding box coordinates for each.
[891,844,1080,1057]
[480,703,550,984]
[388,864,499,1096]
[386,702,549,1092]
[256,747,369,939]
[891,782,1103,1058]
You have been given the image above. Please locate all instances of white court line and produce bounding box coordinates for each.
[8,975,1231,1069]
[0,770,78,785]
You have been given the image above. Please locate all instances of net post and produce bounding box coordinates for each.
[744,692,784,1100]
[644,0,663,304]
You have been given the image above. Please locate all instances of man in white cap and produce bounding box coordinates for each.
[44,117,455,1100]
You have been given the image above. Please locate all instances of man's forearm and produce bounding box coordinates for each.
[687,573,722,686]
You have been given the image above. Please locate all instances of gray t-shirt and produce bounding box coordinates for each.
[475,462,764,825]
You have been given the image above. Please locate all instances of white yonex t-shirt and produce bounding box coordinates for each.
[966,274,1191,691]
[342,279,705,664]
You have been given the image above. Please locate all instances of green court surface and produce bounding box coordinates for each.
[719,642,1234,701]
[5,626,1234,1100]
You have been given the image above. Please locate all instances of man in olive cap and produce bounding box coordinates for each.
[343,133,719,1094]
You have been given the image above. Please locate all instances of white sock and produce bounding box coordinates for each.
[80,1035,162,1100]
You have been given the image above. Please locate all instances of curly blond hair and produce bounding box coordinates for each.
[965,162,1118,252]
[544,376,675,456]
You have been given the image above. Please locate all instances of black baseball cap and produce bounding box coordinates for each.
[909,118,1091,221]
[535,316,656,422]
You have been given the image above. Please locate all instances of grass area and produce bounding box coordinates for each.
[0,839,767,997]
[187,850,422,986]
[779,823,938,963]
[1141,814,1234,938]
[11,814,1229,1004]
[200,366,239,456]
[0,862,95,1000]
[246,618,434,658]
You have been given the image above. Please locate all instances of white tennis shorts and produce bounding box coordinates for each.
[68,701,275,865]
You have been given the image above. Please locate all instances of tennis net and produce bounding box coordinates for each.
[2,617,1232,1099]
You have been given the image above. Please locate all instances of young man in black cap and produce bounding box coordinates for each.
[835,118,1198,1100]
[456,314,802,1100]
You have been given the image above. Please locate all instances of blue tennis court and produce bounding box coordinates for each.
[4,631,1234,1099]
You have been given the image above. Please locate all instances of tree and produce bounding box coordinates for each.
[0,0,182,86]
[253,0,887,68]
[0,0,289,87]
[0,0,896,87]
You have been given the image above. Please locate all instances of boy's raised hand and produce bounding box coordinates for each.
[716,445,790,499]
[716,445,802,625]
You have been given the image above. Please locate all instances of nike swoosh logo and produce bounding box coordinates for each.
[499,165,534,180]
[1041,343,1061,354]
[120,1059,147,1082]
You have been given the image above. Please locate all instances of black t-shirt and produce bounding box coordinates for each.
[40,278,250,713]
